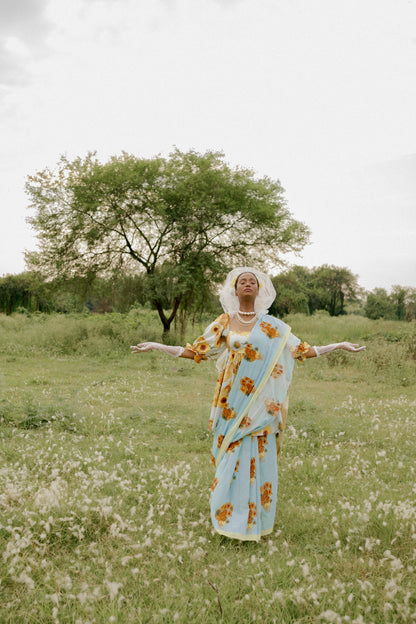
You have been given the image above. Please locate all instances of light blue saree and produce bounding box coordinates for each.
[188,313,303,540]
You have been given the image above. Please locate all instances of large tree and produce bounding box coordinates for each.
[365,286,416,321]
[310,265,361,316]
[271,264,361,317]
[25,149,310,330]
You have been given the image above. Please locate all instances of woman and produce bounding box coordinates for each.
[131,267,365,541]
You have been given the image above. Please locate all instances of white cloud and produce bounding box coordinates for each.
[0,0,50,87]
[0,0,49,37]
[0,0,415,288]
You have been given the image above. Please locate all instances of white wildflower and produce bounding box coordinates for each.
[109,523,122,538]
[34,478,66,510]
[291,588,306,604]
[271,590,284,601]
[390,557,403,571]
[385,579,399,600]
[16,571,35,590]
[191,547,205,560]
[146,505,154,522]
[105,580,122,600]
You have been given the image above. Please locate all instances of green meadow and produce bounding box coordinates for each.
[0,310,415,623]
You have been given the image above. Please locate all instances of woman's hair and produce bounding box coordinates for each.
[235,272,260,291]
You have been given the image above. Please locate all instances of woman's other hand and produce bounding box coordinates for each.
[338,342,366,353]
[313,342,366,357]
[130,342,160,354]
[130,343,186,357]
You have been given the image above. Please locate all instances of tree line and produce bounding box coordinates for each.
[270,266,416,321]
[1,267,415,322]
[1,148,414,328]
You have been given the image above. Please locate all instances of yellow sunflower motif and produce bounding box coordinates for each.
[290,341,311,362]
[232,352,244,374]
[260,321,280,339]
[247,502,257,529]
[186,336,212,363]
[218,383,231,407]
[239,415,253,429]
[257,434,268,460]
[271,363,284,378]
[264,399,282,417]
[260,482,272,510]
[240,376,255,395]
[227,439,242,454]
[215,502,233,526]
[244,343,262,363]
[222,402,237,420]
[250,457,256,484]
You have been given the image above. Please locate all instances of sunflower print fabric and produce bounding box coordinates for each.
[188,313,305,540]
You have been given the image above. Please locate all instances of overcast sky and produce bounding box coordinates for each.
[1,0,415,291]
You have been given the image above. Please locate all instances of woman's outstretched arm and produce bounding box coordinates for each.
[303,342,366,359]
[130,342,196,359]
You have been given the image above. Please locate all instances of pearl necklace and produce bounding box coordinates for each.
[236,311,257,324]
[238,309,256,315]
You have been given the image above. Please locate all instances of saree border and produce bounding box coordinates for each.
[215,323,291,468]
[215,527,274,541]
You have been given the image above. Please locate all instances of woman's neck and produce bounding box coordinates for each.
[238,297,256,313]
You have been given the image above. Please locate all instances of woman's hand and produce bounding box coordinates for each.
[313,342,366,357]
[338,342,366,353]
[130,343,185,357]
[130,342,160,354]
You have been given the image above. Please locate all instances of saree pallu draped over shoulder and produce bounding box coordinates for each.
[207,314,297,541]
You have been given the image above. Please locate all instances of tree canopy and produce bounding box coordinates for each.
[365,286,416,321]
[0,272,52,314]
[270,264,361,317]
[25,149,310,330]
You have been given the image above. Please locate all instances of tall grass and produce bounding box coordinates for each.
[0,312,415,623]
[0,309,211,358]
[287,312,416,387]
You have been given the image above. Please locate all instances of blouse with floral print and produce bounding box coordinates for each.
[187,313,310,435]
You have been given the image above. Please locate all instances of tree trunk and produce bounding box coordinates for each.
[339,291,345,315]
[154,295,182,333]
[329,293,336,316]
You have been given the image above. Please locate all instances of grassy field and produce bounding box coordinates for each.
[0,311,415,623]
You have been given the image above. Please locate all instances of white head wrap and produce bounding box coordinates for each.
[219,267,276,316]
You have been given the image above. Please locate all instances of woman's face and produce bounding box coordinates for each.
[235,273,259,298]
